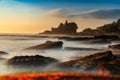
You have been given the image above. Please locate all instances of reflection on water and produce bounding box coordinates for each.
[0,35,112,75]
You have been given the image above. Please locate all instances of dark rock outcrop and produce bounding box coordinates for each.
[25,41,63,50]
[94,35,119,40]
[80,18,120,36]
[58,36,94,41]
[43,21,78,34]
[80,28,102,36]
[7,55,59,66]
[0,51,8,55]
[58,51,116,70]
[109,44,120,50]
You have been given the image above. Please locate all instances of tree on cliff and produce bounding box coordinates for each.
[97,19,120,32]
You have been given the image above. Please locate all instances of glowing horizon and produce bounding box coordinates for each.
[0,0,120,33]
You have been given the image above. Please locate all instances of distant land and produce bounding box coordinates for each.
[42,21,78,35]
[41,18,120,36]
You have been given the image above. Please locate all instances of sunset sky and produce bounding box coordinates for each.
[0,0,120,33]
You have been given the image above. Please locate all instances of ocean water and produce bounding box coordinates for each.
[0,35,112,75]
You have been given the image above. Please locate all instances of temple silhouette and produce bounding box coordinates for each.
[43,21,78,34]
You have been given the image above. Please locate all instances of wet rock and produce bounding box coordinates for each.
[109,44,120,50]
[94,35,119,40]
[97,60,120,75]
[25,41,63,50]
[7,55,59,66]
[84,39,111,44]
[0,51,8,55]
[58,51,116,70]
[58,36,94,41]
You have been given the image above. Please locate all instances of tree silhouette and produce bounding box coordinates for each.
[44,21,78,34]
[97,18,120,32]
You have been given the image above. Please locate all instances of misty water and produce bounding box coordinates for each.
[0,34,114,75]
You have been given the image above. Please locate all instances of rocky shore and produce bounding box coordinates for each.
[0,34,120,78]
[57,50,120,75]
[6,50,120,75]
[3,39,120,75]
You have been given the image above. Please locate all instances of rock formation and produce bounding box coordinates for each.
[43,21,78,34]
[94,35,119,40]
[58,51,115,68]
[7,55,59,66]
[80,18,120,35]
[25,41,63,50]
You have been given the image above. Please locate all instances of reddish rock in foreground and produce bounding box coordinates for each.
[1,72,120,80]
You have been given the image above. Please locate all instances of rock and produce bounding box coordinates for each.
[109,44,120,50]
[64,47,102,51]
[25,41,63,50]
[58,51,116,70]
[94,35,119,40]
[58,36,94,41]
[84,39,111,44]
[7,55,59,66]
[97,60,120,75]
[0,51,8,55]
[42,21,78,34]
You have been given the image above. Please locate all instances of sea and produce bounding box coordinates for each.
[0,34,118,75]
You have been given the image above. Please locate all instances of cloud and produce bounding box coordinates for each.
[46,8,120,20]
[70,9,120,19]
[46,9,70,18]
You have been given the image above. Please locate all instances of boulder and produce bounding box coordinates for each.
[7,55,59,66]
[58,51,116,70]
[109,44,120,50]
[58,36,94,41]
[25,41,63,50]
[94,35,119,40]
